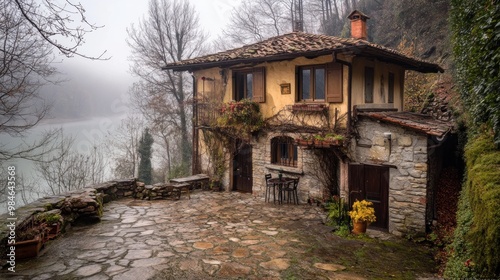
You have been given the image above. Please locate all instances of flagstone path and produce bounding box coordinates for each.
[1,192,437,279]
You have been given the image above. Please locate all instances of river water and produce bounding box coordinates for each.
[0,114,125,214]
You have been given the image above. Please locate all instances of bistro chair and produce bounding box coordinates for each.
[282,177,300,205]
[264,174,275,202]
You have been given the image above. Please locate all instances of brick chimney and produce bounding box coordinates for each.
[348,10,370,40]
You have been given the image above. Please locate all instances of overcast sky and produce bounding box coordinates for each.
[48,0,240,119]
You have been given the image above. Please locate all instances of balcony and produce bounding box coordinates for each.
[196,99,264,138]
[196,102,221,127]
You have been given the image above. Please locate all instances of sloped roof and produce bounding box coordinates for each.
[357,111,453,137]
[163,32,443,73]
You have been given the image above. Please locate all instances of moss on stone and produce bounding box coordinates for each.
[445,129,500,278]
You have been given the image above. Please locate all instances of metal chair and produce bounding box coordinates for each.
[282,177,299,204]
[264,174,275,202]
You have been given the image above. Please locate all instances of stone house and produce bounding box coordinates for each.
[163,11,454,235]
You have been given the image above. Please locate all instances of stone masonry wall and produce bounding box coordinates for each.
[251,132,338,203]
[353,117,428,236]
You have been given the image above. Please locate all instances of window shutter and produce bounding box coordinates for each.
[326,63,343,103]
[364,67,374,103]
[295,67,300,102]
[252,67,265,103]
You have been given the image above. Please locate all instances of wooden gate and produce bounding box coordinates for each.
[349,163,389,229]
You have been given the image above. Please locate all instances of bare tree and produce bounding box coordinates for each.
[216,0,293,49]
[127,0,208,176]
[215,0,343,50]
[12,0,105,59]
[1,1,57,160]
[1,0,104,162]
[35,132,107,195]
[107,115,145,179]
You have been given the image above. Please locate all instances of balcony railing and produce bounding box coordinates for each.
[195,100,264,139]
[196,102,221,127]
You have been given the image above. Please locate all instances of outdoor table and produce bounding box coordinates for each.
[268,177,295,204]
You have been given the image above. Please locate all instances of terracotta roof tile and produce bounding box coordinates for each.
[163,32,443,73]
[358,111,454,137]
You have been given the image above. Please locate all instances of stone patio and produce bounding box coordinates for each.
[1,191,437,279]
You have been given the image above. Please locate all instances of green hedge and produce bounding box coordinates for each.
[445,131,500,278]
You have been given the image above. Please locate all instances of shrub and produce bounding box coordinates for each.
[325,196,350,229]
[217,99,264,137]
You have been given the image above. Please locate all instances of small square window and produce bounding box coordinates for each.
[271,136,298,167]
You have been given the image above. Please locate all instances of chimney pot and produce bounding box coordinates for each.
[348,10,370,40]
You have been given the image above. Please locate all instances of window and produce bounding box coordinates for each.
[299,66,325,101]
[233,67,265,103]
[297,63,342,103]
[388,72,394,103]
[234,71,253,101]
[365,67,374,103]
[271,137,298,167]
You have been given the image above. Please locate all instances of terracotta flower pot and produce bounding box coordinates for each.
[352,221,368,234]
[15,236,43,259]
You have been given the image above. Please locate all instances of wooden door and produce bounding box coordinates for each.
[349,163,389,229]
[233,143,253,193]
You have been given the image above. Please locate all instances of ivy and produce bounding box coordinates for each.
[446,2,500,277]
[444,129,500,278]
[450,0,500,145]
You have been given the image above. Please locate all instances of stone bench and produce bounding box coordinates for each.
[173,183,191,199]
[170,174,210,192]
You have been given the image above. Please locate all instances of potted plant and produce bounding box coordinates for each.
[295,135,314,147]
[348,199,376,234]
[15,222,48,259]
[35,211,63,241]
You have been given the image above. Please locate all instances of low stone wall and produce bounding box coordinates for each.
[0,178,185,259]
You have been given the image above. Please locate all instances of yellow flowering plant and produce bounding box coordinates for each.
[348,200,376,223]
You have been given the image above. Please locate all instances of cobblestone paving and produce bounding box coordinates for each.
[1,192,435,279]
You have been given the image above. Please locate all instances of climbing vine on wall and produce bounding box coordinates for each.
[200,130,229,185]
[215,99,265,141]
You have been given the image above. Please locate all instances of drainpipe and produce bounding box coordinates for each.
[333,52,353,135]
[191,74,198,175]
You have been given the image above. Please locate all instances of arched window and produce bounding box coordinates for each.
[271,137,298,167]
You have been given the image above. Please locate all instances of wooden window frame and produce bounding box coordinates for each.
[388,72,394,104]
[233,70,253,101]
[298,65,326,102]
[232,67,266,103]
[364,66,374,103]
[271,137,298,167]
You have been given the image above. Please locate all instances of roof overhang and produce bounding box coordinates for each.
[161,50,336,72]
[357,111,453,137]
[338,45,444,73]
[162,32,443,74]
[164,45,443,73]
